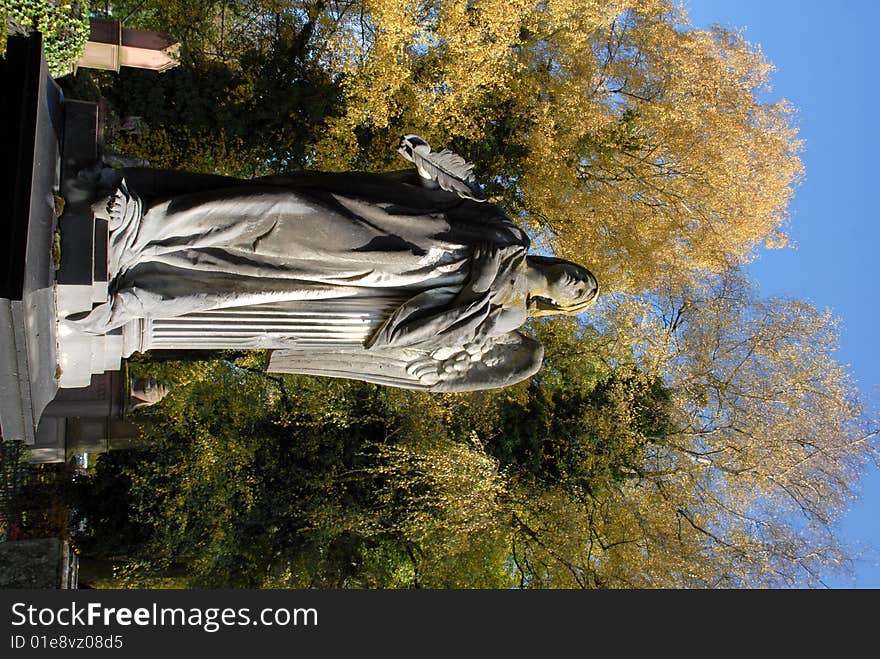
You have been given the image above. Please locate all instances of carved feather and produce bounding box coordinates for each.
[397,135,486,202]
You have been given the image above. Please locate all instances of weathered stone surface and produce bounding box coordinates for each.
[1,36,151,461]
[0,300,32,443]
[30,417,67,463]
[44,370,126,418]
[0,538,78,589]
[78,18,180,72]
[0,35,61,443]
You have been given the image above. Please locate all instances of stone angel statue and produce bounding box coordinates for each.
[68,136,598,391]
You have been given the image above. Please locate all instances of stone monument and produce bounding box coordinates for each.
[0,36,598,460]
[65,135,599,392]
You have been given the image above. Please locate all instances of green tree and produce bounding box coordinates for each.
[2,0,90,75]
[75,322,680,588]
[85,0,341,175]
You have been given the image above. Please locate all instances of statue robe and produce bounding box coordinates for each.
[73,169,534,355]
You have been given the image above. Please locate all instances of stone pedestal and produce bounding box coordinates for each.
[0,34,63,445]
[0,35,130,459]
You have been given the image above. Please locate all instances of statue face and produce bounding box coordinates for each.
[545,264,597,310]
[528,260,598,316]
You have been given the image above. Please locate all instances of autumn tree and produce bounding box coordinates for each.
[73,323,680,588]
[58,1,876,589]
[74,296,877,588]
[567,271,879,586]
[311,0,801,293]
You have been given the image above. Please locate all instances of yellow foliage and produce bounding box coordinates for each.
[577,271,875,586]
[313,0,802,292]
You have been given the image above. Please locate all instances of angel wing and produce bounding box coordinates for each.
[267,331,542,392]
[397,135,486,202]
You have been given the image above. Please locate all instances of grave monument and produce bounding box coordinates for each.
[0,34,598,461]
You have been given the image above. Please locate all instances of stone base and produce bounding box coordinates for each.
[29,417,67,463]
[56,326,124,388]
[0,35,62,443]
[0,35,125,454]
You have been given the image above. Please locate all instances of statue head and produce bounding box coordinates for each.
[525,255,599,317]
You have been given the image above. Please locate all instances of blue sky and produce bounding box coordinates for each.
[685,0,880,587]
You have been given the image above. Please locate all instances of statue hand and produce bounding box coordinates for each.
[405,354,444,386]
